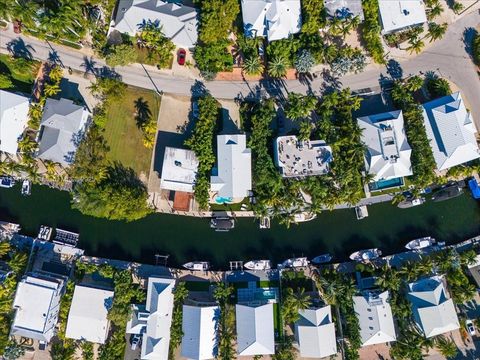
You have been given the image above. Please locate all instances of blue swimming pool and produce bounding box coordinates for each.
[254,289,278,301]
[215,196,233,204]
[369,177,404,191]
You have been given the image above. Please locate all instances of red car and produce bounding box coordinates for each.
[177,48,186,65]
[13,20,22,34]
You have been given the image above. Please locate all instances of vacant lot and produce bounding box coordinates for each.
[103,86,160,179]
[0,54,41,94]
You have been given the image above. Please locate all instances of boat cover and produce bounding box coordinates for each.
[468,179,480,199]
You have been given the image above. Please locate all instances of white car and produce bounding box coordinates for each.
[466,319,476,336]
[131,334,141,351]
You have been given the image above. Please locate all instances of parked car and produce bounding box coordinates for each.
[467,319,476,336]
[13,20,21,34]
[177,48,186,65]
[130,334,141,350]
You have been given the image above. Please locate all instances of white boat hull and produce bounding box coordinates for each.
[349,249,381,261]
[244,260,271,271]
[183,262,209,271]
[281,257,309,268]
[405,237,435,250]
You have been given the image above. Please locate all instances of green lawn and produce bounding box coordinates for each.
[258,280,280,288]
[273,302,283,339]
[184,281,217,292]
[0,54,40,94]
[103,86,160,177]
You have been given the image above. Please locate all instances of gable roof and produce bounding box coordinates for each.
[181,305,220,360]
[110,0,198,48]
[0,90,30,155]
[378,0,427,33]
[324,0,364,20]
[353,291,397,346]
[37,98,90,166]
[408,276,460,338]
[358,110,412,181]
[422,92,479,171]
[65,285,114,344]
[241,0,302,41]
[236,303,275,356]
[295,306,337,358]
[210,134,252,199]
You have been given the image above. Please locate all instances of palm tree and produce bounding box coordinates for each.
[0,242,10,257]
[405,75,424,92]
[427,3,443,20]
[459,249,477,267]
[243,56,264,76]
[43,83,60,98]
[427,22,447,42]
[8,252,27,275]
[376,264,402,291]
[43,160,58,182]
[268,56,288,78]
[406,37,425,54]
[435,336,458,359]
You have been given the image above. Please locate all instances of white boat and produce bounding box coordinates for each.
[183,261,210,271]
[244,260,271,271]
[293,212,317,223]
[397,197,425,208]
[311,254,333,264]
[0,177,15,188]
[405,237,435,250]
[281,257,309,268]
[259,217,270,229]
[355,205,368,220]
[349,248,382,262]
[21,179,31,196]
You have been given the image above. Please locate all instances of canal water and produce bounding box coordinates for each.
[0,185,479,269]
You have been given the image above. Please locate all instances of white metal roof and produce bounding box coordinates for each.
[241,0,302,41]
[0,90,30,155]
[65,285,114,344]
[378,0,427,33]
[160,147,199,193]
[358,110,413,181]
[353,291,397,346]
[422,92,480,171]
[181,305,220,360]
[408,276,460,338]
[210,134,252,199]
[295,306,337,358]
[11,275,62,342]
[236,303,275,356]
[110,0,199,48]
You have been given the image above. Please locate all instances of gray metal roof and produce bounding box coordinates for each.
[236,303,275,356]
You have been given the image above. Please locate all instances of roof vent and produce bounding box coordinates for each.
[403,9,410,15]
[121,7,126,12]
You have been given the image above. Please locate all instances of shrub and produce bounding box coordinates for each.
[361,0,385,64]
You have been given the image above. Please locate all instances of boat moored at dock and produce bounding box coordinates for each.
[432,184,463,202]
[244,260,271,271]
[0,177,15,189]
[183,261,210,271]
[210,217,235,232]
[21,180,31,196]
[397,197,425,208]
[405,236,435,250]
[280,257,309,268]
[311,254,333,264]
[349,248,382,262]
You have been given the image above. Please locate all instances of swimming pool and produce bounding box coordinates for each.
[369,177,404,192]
[254,289,278,301]
[215,196,233,204]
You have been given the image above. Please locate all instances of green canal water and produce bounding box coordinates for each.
[0,185,479,268]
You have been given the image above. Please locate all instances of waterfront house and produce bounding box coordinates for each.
[378,0,427,33]
[294,306,337,358]
[109,0,198,48]
[241,0,302,41]
[0,90,30,155]
[210,134,252,201]
[126,277,175,359]
[274,135,333,178]
[181,305,220,360]
[358,110,412,185]
[353,290,397,346]
[421,92,480,171]
[11,273,65,343]
[36,98,90,167]
[467,254,480,288]
[407,276,460,338]
[65,285,114,344]
[160,147,199,193]
[324,0,364,20]
[236,303,275,356]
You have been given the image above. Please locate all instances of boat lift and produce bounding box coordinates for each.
[229,261,243,271]
[155,254,169,266]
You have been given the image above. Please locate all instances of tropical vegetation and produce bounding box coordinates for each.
[361,0,385,64]
[214,283,236,359]
[169,282,188,359]
[473,31,480,65]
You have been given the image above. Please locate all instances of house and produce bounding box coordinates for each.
[353,291,396,346]
[0,90,30,155]
[294,306,337,358]
[36,98,90,167]
[407,276,460,338]
[422,92,480,171]
[210,134,252,200]
[109,0,198,48]
[358,110,412,182]
[378,0,427,33]
[324,0,364,20]
[467,254,480,288]
[181,305,220,360]
[65,285,114,344]
[274,136,333,178]
[126,277,175,360]
[241,0,302,41]
[236,303,275,356]
[11,273,65,343]
[160,147,199,193]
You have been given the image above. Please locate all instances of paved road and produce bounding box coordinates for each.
[1,10,479,116]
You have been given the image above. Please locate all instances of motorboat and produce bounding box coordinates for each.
[244,260,271,271]
[183,261,210,271]
[259,217,270,229]
[21,179,31,196]
[355,205,368,220]
[311,254,333,264]
[210,217,235,232]
[432,184,463,202]
[397,197,425,208]
[293,212,317,223]
[0,177,15,188]
[349,248,382,262]
[405,236,435,250]
[280,257,309,268]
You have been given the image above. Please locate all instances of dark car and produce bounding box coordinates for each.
[177,48,186,65]
[13,20,22,34]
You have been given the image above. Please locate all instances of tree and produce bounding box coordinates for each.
[0,242,10,257]
[284,93,317,120]
[43,83,61,97]
[197,0,239,44]
[405,75,423,92]
[89,78,127,102]
[427,2,443,20]
[3,340,25,360]
[0,74,13,89]
[294,49,315,73]
[8,252,27,275]
[105,44,137,67]
[80,341,94,360]
[361,0,386,64]
[48,65,63,83]
[281,287,311,324]
[426,77,451,98]
[137,20,175,68]
[272,336,296,360]
[268,56,288,78]
[243,56,264,76]
[427,22,447,42]
[451,1,463,14]
[407,37,425,54]
[330,52,366,76]
[435,336,458,359]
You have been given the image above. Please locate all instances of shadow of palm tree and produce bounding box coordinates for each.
[463,27,478,61]
[6,38,35,60]
[81,56,98,77]
[134,97,152,128]
[48,50,64,68]
[107,161,146,189]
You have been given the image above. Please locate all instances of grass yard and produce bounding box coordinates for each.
[258,280,280,288]
[0,54,40,94]
[103,86,160,178]
[273,302,283,339]
[184,281,217,292]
